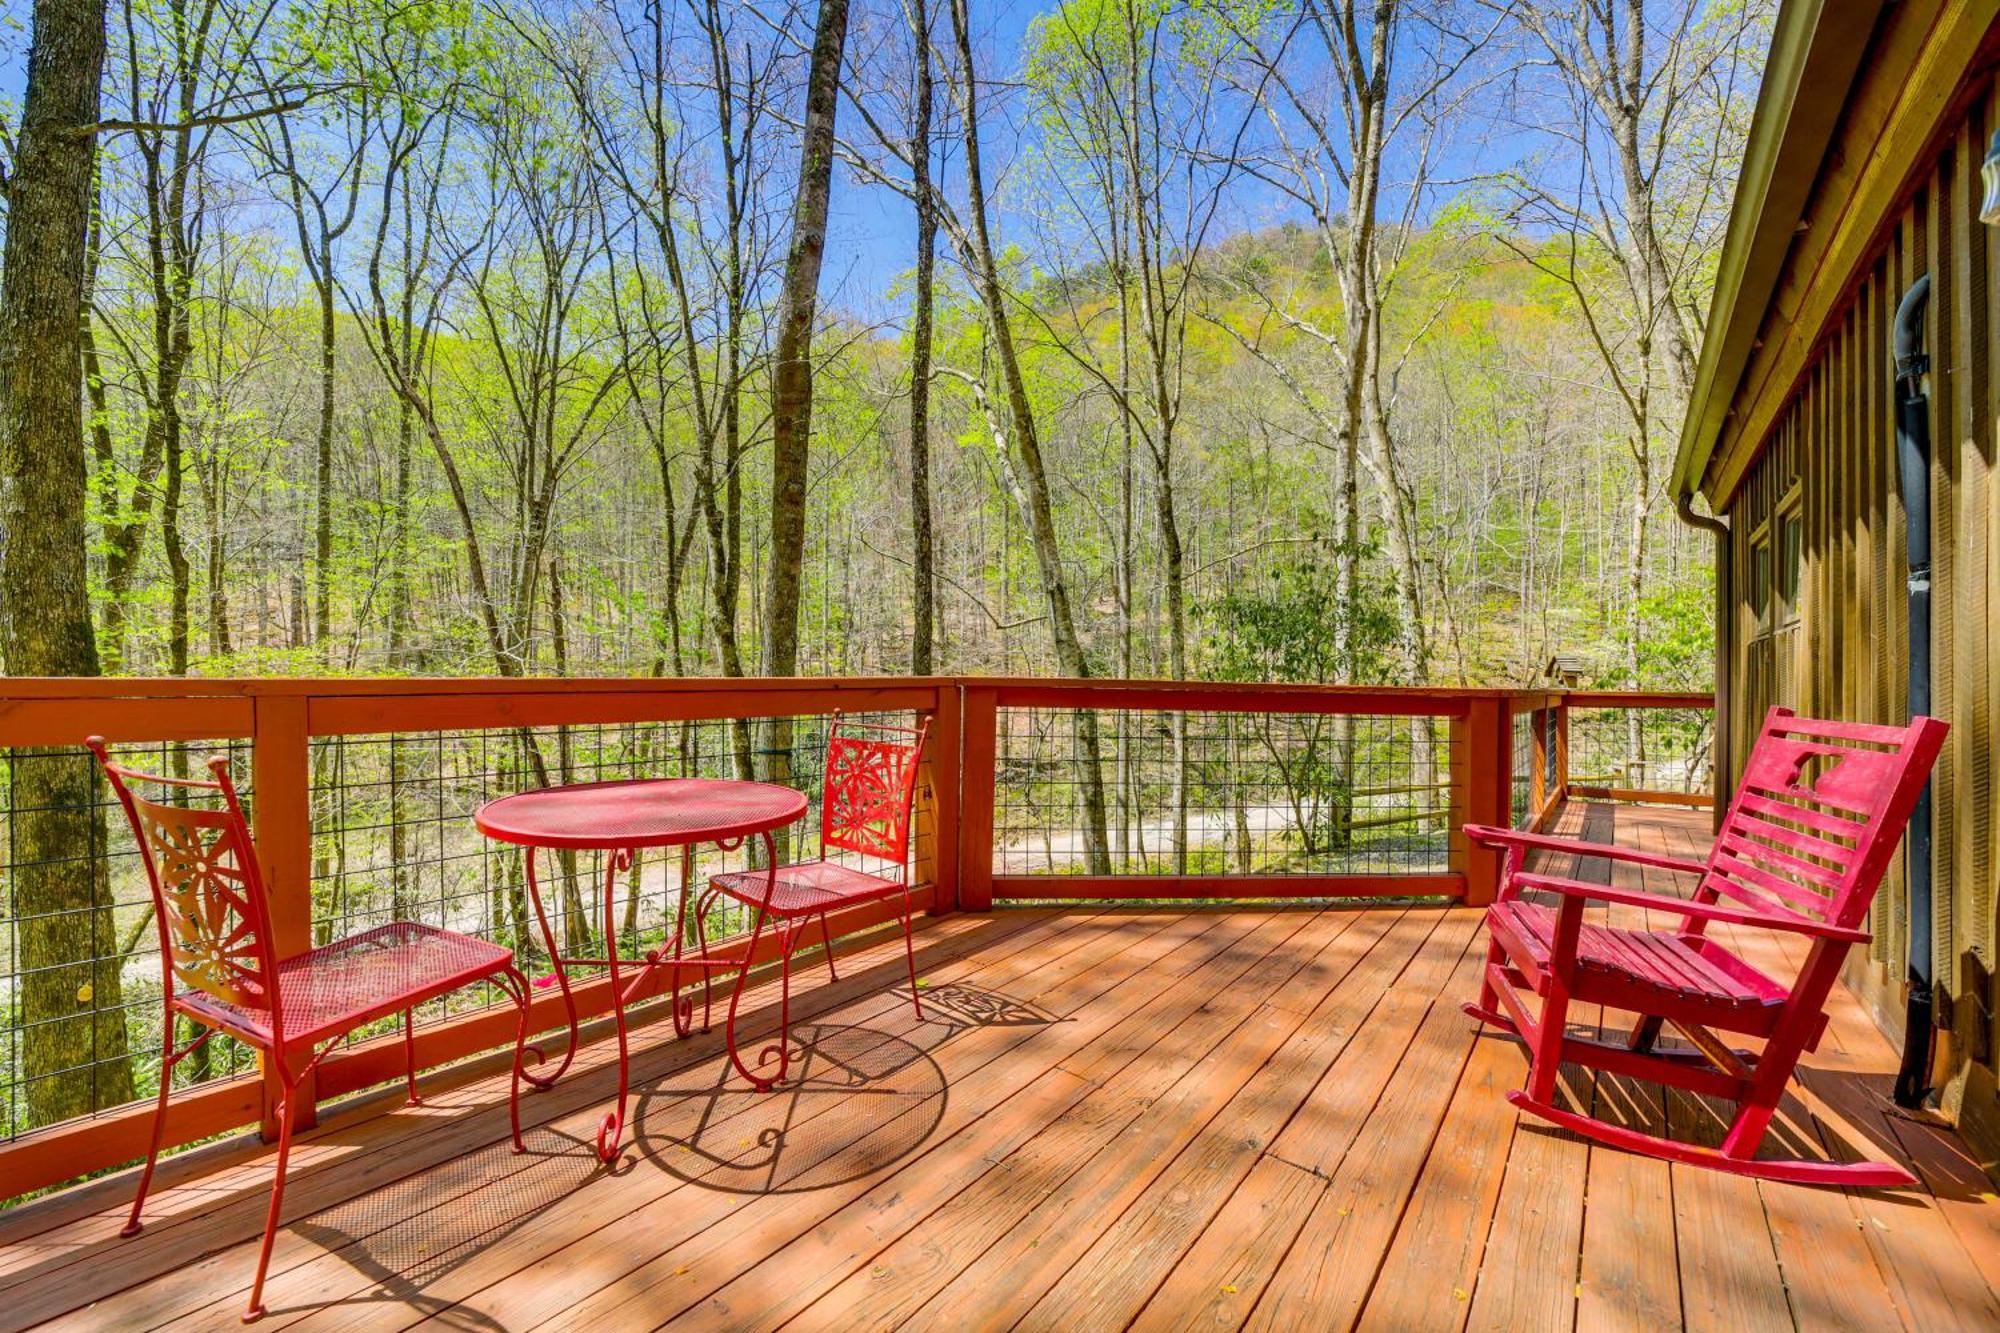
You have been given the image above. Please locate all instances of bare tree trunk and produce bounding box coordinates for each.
[387,399,414,667]
[1361,318,1436,804]
[0,0,137,1126]
[948,0,1109,871]
[906,0,937,675]
[1626,467,1651,778]
[764,0,850,687]
[763,0,850,865]
[384,164,420,670]
[312,281,336,649]
[200,468,231,659]
[162,396,190,675]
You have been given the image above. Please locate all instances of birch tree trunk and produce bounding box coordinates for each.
[763,0,850,688]
[949,0,1110,871]
[763,0,850,867]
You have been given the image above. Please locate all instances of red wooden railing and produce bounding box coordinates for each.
[0,676,1710,1199]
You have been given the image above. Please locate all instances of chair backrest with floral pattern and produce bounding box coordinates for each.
[88,739,282,1031]
[819,715,931,868]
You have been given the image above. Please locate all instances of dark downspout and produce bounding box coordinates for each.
[1892,273,1936,1109]
[1676,493,1730,834]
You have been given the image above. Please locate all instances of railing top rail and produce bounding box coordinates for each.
[1506,691,1565,715]
[0,675,1713,704]
[0,679,1714,745]
[1562,690,1716,709]
[979,679,1533,701]
[0,675,965,700]
[0,679,1715,745]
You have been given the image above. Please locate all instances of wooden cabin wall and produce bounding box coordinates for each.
[1724,87,2000,1146]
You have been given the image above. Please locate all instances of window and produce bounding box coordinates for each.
[1772,491,1803,705]
[1749,528,1772,638]
[1777,505,1803,630]
[1744,486,1802,713]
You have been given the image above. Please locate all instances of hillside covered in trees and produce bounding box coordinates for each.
[6,0,1764,693]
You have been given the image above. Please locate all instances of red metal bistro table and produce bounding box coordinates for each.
[475,777,809,1162]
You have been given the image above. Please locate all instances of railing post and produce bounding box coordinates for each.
[1529,704,1548,820]
[1459,695,1511,908]
[250,694,317,1136]
[958,685,997,912]
[1552,695,1570,806]
[926,683,962,913]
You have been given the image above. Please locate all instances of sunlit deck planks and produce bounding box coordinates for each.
[2,803,1997,1331]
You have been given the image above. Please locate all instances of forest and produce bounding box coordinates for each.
[0,0,1762,1136]
[0,0,1765,693]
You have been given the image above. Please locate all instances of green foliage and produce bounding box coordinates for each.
[1200,541,1399,686]
[1632,571,1718,691]
[58,0,1733,692]
[1199,541,1403,854]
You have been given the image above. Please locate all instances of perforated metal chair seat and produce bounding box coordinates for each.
[709,860,906,918]
[176,921,515,1047]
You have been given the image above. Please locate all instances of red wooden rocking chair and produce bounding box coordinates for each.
[1463,706,1947,1187]
[702,714,932,1091]
[91,739,541,1321]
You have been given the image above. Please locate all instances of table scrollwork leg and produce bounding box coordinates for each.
[597,846,635,1163]
[520,846,576,1089]
[669,843,695,1039]
[725,831,789,1091]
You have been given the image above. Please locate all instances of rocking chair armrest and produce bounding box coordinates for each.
[1509,871,1873,944]
[1462,824,1708,877]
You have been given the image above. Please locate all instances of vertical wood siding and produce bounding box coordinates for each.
[1726,86,1999,1129]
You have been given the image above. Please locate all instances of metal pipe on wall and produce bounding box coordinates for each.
[1891,272,1936,1109]
[1674,493,1731,833]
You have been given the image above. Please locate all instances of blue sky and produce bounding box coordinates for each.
[819,0,1043,325]
[815,0,1530,327]
[0,0,1560,329]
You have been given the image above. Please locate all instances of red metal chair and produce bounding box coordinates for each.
[703,714,932,1091]
[1462,706,1947,1187]
[90,739,540,1322]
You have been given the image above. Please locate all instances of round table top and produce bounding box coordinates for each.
[474,777,809,851]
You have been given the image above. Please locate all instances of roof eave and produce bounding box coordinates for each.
[1672,0,1887,507]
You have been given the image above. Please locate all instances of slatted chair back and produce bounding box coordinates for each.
[1701,707,1947,932]
[820,714,931,864]
[88,739,283,1032]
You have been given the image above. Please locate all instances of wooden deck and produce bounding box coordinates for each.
[3,803,1997,1331]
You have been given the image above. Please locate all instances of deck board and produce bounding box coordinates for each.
[1016,912,1425,1333]
[282,907,1225,1333]
[417,908,1281,1333]
[1574,808,1682,1331]
[655,909,1338,1331]
[5,803,1999,1331]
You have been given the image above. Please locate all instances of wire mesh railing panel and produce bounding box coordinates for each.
[0,740,259,1144]
[992,708,1459,883]
[1567,707,1714,796]
[0,711,937,1147]
[309,711,932,1053]
[1511,710,1536,828]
